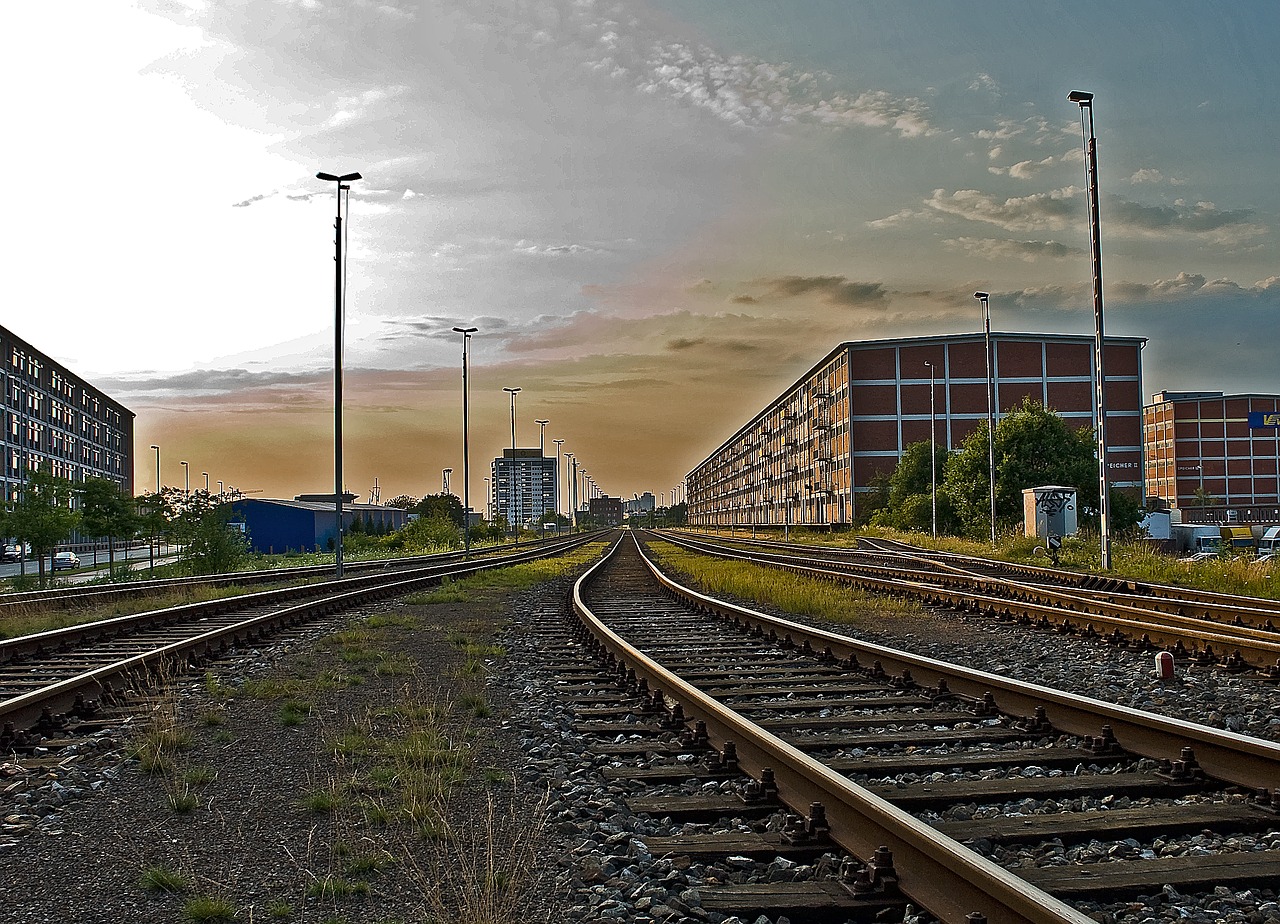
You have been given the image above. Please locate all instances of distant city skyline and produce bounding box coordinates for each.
[6,1,1277,503]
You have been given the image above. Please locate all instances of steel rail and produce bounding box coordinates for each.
[0,534,581,615]
[2,534,601,734]
[659,532,1280,670]
[572,533,1096,924]
[638,533,1280,792]
[0,533,600,665]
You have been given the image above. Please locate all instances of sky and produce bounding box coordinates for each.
[4,0,1277,505]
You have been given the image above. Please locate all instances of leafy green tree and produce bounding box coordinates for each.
[79,477,139,569]
[164,488,247,575]
[8,471,81,585]
[385,494,417,509]
[869,441,956,534]
[942,398,1101,537]
[414,493,466,527]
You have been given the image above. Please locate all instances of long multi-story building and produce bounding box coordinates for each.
[686,332,1145,528]
[2,325,134,502]
[491,448,557,528]
[1143,391,1280,518]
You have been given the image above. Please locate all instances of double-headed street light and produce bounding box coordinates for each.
[535,420,549,455]
[180,460,190,496]
[150,445,160,494]
[1069,89,1112,570]
[452,325,477,557]
[974,291,997,546]
[317,169,362,578]
[442,468,452,494]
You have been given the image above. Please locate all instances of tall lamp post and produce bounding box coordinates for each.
[150,445,161,494]
[202,472,209,494]
[925,361,937,538]
[974,291,998,546]
[180,460,190,496]
[317,169,362,578]
[535,420,549,455]
[552,438,564,524]
[503,386,521,536]
[442,468,452,494]
[452,326,477,557]
[1069,89,1112,570]
[564,453,575,529]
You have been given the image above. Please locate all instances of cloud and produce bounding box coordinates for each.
[756,275,889,308]
[866,207,929,230]
[231,192,273,207]
[944,237,1083,261]
[987,151,1074,179]
[729,294,757,304]
[924,186,1081,232]
[97,367,325,398]
[401,189,418,199]
[1107,198,1265,241]
[968,73,999,94]
[1109,271,1250,302]
[587,23,933,136]
[1128,168,1186,187]
[514,240,604,256]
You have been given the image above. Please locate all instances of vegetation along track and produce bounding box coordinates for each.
[658,531,1280,675]
[562,531,1280,924]
[0,534,575,622]
[0,532,599,747]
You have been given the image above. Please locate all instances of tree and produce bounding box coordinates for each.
[8,470,80,586]
[942,398,1099,537]
[385,494,417,510]
[869,441,956,534]
[414,493,466,527]
[165,488,248,575]
[79,477,139,570]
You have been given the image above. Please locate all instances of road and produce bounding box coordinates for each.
[1,544,177,584]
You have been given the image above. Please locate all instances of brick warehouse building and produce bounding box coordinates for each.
[686,332,1145,528]
[1143,391,1280,519]
[2,324,134,503]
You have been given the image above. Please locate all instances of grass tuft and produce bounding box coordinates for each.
[139,865,188,893]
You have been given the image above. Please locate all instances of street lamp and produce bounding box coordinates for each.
[317,169,362,578]
[564,453,575,529]
[483,476,491,519]
[217,480,224,497]
[442,468,452,494]
[150,445,160,494]
[974,291,998,546]
[503,386,521,535]
[452,326,478,557]
[1069,89,1112,570]
[202,472,209,494]
[925,361,937,539]
[552,438,564,518]
[180,460,189,496]
[535,420,549,455]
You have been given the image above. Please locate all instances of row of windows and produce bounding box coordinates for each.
[9,347,124,426]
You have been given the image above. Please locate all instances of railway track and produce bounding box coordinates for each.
[554,531,1280,924]
[655,530,1280,675]
[0,535,572,620]
[0,532,599,747]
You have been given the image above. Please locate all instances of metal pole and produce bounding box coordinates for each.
[926,361,937,538]
[151,445,160,494]
[553,439,564,520]
[317,171,361,577]
[975,292,997,545]
[1070,90,1111,569]
[453,326,477,557]
[503,387,521,536]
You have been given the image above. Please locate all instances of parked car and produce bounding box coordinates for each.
[52,551,80,571]
[2,543,31,561]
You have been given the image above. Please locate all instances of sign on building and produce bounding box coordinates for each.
[1248,412,1280,429]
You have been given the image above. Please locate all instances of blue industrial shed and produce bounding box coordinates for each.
[227,497,408,555]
